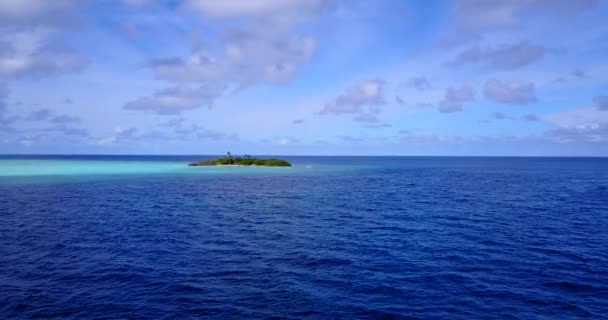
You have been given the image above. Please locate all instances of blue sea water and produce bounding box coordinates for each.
[1,155,607,319]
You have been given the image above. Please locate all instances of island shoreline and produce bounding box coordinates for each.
[188,154,292,167]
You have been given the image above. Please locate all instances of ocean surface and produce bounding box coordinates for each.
[1,155,607,319]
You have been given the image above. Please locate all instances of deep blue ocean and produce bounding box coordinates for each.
[1,155,607,319]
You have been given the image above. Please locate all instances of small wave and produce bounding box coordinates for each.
[545,281,596,292]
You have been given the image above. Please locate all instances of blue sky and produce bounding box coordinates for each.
[1,0,607,155]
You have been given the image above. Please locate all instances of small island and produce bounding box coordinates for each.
[189,152,291,167]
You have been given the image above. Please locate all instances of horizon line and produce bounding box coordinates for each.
[0,153,607,158]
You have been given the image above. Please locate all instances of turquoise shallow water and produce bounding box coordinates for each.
[0,156,354,181]
[0,159,309,177]
[0,155,366,186]
[0,160,188,176]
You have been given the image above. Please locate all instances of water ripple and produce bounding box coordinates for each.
[1,157,608,319]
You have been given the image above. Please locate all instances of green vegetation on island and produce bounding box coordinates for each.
[189,152,291,167]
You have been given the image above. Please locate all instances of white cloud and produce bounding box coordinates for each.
[96,127,138,145]
[52,114,80,124]
[128,0,330,114]
[406,76,431,90]
[156,117,238,141]
[449,0,598,45]
[121,0,154,7]
[0,83,15,133]
[0,83,7,113]
[491,112,541,122]
[483,79,537,105]
[0,0,86,83]
[0,29,86,79]
[438,85,475,113]
[491,112,513,120]
[319,79,387,124]
[546,107,608,127]
[181,0,334,23]
[364,123,391,129]
[544,107,608,143]
[524,113,540,122]
[0,0,78,26]
[26,108,52,121]
[353,113,381,123]
[594,95,608,111]
[397,130,457,143]
[544,124,608,143]
[321,79,385,115]
[448,42,546,70]
[150,26,316,85]
[124,84,225,114]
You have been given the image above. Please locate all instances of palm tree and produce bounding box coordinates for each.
[227,151,233,164]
